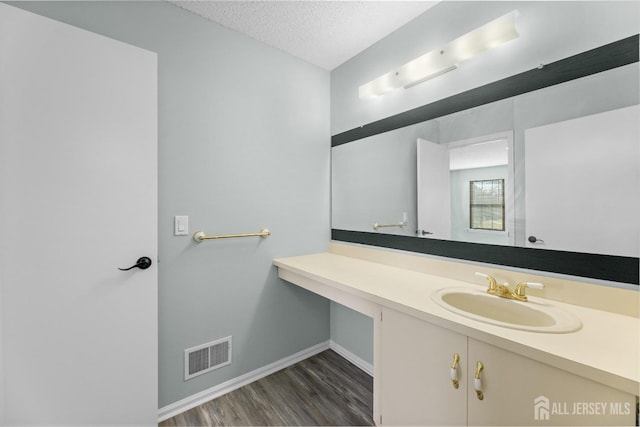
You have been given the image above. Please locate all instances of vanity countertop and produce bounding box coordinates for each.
[274,252,640,396]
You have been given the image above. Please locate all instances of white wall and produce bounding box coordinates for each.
[329,1,640,365]
[8,1,331,410]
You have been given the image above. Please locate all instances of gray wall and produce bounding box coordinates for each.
[9,1,331,408]
[332,120,437,237]
[330,1,639,364]
[331,1,640,134]
[330,303,373,364]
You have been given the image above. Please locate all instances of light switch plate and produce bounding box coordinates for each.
[174,215,188,236]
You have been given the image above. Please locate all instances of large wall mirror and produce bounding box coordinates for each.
[331,36,639,285]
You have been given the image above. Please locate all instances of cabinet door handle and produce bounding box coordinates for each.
[474,361,484,400]
[450,353,460,389]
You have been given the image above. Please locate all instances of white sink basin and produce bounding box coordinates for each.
[432,288,582,333]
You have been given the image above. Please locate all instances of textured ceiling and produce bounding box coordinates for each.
[167,1,439,70]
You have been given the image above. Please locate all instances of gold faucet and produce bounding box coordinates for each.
[475,273,544,302]
[513,281,545,301]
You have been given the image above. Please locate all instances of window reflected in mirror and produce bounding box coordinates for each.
[469,179,505,232]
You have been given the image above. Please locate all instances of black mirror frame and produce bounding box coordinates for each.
[331,35,639,285]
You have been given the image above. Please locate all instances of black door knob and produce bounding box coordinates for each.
[118,256,152,271]
[528,236,544,244]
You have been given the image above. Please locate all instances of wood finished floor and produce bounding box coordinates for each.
[160,350,374,426]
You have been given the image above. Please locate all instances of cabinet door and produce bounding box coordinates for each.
[467,338,636,426]
[379,307,467,426]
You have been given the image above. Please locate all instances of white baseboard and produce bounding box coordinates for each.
[329,340,374,377]
[157,340,330,422]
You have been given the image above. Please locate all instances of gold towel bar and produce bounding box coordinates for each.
[193,228,271,243]
[372,221,408,230]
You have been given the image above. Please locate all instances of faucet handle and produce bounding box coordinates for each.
[514,282,544,301]
[475,272,498,292]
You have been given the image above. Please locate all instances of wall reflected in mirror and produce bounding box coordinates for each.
[331,63,639,258]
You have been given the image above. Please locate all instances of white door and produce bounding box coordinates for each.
[417,138,451,239]
[0,4,157,425]
[524,105,639,257]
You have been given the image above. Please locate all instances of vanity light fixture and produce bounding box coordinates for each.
[359,10,520,99]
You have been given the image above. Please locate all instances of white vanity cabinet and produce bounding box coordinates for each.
[378,307,636,426]
[378,306,467,426]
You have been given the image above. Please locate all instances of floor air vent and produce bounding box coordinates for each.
[184,336,232,380]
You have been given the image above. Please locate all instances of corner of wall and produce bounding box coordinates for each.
[330,301,374,365]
